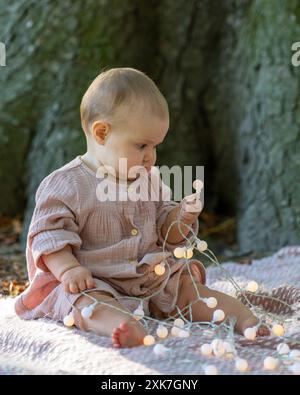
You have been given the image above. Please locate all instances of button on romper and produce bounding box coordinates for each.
[15,156,206,326]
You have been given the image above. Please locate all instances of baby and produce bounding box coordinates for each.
[15,67,269,348]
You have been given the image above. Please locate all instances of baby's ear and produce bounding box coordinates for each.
[92,120,109,144]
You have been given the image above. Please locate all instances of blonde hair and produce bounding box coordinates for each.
[80,67,169,135]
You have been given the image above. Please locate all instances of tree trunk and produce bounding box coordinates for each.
[1,0,299,253]
[203,0,300,252]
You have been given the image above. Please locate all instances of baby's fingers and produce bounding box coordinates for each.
[86,276,96,290]
[182,199,203,213]
[69,282,79,294]
[78,279,87,292]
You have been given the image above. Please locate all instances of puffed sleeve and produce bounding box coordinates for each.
[27,171,82,273]
[153,170,199,251]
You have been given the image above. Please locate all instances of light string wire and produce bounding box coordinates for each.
[63,190,300,368]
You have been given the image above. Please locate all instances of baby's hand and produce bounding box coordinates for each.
[179,192,203,224]
[60,266,96,294]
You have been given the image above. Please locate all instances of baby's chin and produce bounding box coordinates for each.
[121,166,150,181]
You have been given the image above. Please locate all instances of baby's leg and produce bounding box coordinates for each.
[169,276,269,335]
[73,291,147,348]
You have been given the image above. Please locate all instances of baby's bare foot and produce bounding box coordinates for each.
[237,314,270,337]
[111,320,147,348]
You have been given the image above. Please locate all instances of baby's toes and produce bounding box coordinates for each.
[111,329,122,347]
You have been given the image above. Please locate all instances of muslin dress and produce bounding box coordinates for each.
[15,155,206,328]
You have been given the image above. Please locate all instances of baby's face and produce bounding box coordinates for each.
[101,107,169,181]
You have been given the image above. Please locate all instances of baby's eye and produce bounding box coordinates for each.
[138,144,147,149]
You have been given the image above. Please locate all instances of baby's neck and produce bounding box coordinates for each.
[80,153,137,186]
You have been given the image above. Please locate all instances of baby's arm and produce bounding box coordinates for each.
[42,245,95,293]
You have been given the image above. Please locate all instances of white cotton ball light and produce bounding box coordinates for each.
[212,309,225,322]
[153,344,169,357]
[204,365,218,375]
[263,357,279,370]
[154,263,166,276]
[205,297,218,309]
[290,350,300,361]
[272,324,285,337]
[174,318,185,328]
[290,363,300,375]
[193,179,203,191]
[156,325,168,339]
[63,314,74,327]
[235,358,249,372]
[133,308,144,321]
[200,343,213,356]
[277,343,290,355]
[196,240,208,252]
[81,305,94,319]
[171,326,182,337]
[211,339,225,357]
[174,247,185,259]
[223,341,235,354]
[246,281,259,293]
[143,335,155,346]
[244,327,257,340]
[183,247,194,259]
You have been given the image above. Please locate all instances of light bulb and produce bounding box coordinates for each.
[244,327,257,340]
[200,343,213,356]
[211,339,225,357]
[156,325,168,339]
[263,357,278,370]
[235,358,248,372]
[174,247,184,259]
[223,341,235,354]
[212,309,225,322]
[183,247,193,259]
[193,179,203,191]
[143,335,155,346]
[246,281,259,293]
[154,264,166,276]
[272,324,285,337]
[205,297,217,309]
[133,307,144,321]
[174,318,185,328]
[63,314,74,327]
[171,326,181,337]
[196,240,208,252]
[81,305,94,319]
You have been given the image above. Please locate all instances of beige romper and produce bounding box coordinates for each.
[15,155,206,326]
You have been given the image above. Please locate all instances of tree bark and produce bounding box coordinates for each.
[203,0,300,252]
[1,0,299,253]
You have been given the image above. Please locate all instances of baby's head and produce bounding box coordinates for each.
[80,67,169,181]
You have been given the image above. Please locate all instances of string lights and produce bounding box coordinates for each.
[61,179,300,374]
